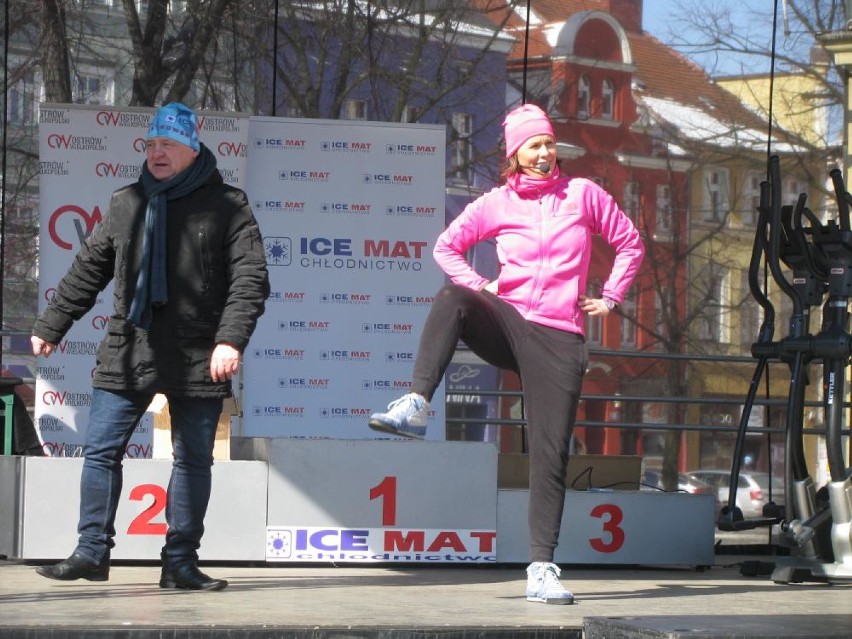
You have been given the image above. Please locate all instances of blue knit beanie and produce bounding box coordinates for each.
[146,102,200,151]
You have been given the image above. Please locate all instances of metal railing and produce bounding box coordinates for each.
[444,347,851,439]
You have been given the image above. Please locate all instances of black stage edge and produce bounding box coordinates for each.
[0,629,583,639]
[584,615,852,639]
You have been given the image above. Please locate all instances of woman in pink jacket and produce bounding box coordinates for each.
[369,103,644,604]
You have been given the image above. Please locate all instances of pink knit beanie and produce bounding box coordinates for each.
[502,104,554,158]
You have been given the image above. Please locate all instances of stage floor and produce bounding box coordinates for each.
[1,556,850,638]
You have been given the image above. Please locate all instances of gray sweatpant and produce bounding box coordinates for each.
[412,284,587,562]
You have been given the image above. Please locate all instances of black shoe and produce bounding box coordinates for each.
[36,551,109,582]
[159,564,228,591]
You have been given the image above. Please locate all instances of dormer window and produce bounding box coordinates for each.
[577,74,590,118]
[601,79,614,119]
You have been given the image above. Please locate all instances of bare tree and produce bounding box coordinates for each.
[40,0,72,103]
[120,0,236,106]
[266,0,520,184]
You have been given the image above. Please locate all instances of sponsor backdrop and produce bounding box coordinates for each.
[36,105,444,455]
[244,116,445,440]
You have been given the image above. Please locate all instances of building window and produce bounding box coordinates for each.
[601,79,614,119]
[577,74,590,119]
[699,265,730,343]
[784,176,807,210]
[402,105,419,123]
[343,99,367,120]
[623,181,640,222]
[9,71,39,124]
[656,184,671,236]
[703,168,730,222]
[451,112,473,183]
[743,171,762,227]
[74,75,105,104]
[621,288,637,348]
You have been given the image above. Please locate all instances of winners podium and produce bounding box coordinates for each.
[0,439,715,566]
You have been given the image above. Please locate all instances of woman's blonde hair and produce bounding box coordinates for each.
[502,155,521,178]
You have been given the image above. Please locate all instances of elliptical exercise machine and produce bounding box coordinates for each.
[720,155,852,584]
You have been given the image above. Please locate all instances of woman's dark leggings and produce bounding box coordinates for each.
[412,284,587,563]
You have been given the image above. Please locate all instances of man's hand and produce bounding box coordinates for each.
[210,343,241,382]
[31,336,56,358]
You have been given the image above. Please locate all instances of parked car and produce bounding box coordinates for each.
[641,470,718,501]
[685,469,785,519]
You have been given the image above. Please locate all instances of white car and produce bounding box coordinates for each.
[685,469,785,519]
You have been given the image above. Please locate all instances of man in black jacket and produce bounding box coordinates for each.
[31,102,270,591]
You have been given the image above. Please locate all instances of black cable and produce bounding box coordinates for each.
[521,0,531,104]
[762,0,781,506]
[766,0,779,162]
[272,0,279,116]
[0,0,10,371]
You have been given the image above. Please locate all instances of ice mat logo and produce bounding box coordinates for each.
[385,351,415,363]
[321,140,372,152]
[362,173,414,186]
[319,292,371,304]
[361,322,414,335]
[266,527,497,563]
[279,169,330,182]
[362,379,412,392]
[385,295,433,306]
[254,137,306,150]
[254,200,306,213]
[267,291,305,303]
[320,350,371,362]
[385,204,437,217]
[384,143,438,156]
[264,237,291,266]
[319,407,372,419]
[252,348,305,360]
[278,377,330,390]
[252,405,305,418]
[277,320,330,332]
[320,202,371,215]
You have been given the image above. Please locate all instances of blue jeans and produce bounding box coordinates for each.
[75,388,223,568]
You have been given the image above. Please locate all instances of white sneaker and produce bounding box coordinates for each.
[525,562,574,604]
[368,393,429,439]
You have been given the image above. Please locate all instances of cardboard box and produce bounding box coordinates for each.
[497,453,642,490]
[151,394,236,461]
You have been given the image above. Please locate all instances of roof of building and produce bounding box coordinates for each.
[476,0,801,153]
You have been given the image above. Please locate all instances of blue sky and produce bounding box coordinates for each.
[641,1,777,75]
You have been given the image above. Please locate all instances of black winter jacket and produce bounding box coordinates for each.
[33,171,270,398]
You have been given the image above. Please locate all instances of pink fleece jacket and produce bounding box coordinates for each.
[433,169,645,336]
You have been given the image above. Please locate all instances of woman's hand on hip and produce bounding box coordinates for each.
[579,295,613,316]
